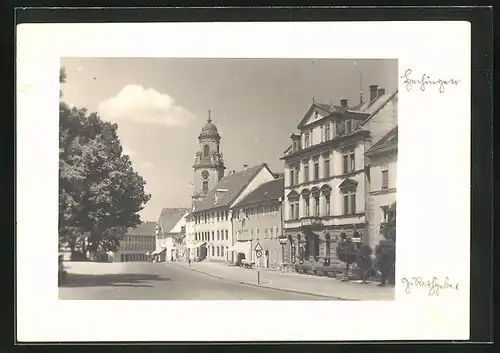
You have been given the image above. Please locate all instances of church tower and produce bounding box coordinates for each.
[192,110,226,203]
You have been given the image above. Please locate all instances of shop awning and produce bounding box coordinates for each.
[151,247,166,256]
[228,241,252,254]
[187,241,207,249]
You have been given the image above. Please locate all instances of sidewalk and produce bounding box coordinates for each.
[175,261,394,301]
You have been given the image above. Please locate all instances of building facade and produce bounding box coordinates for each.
[190,163,276,263]
[281,85,398,270]
[153,208,189,262]
[365,126,398,247]
[230,177,285,268]
[114,222,156,262]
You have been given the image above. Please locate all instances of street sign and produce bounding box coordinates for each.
[254,243,263,252]
[255,250,263,258]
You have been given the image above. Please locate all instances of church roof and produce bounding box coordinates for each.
[193,163,270,213]
[233,177,284,208]
[198,111,220,139]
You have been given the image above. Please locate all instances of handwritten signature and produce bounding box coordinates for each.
[401,69,461,93]
[401,276,459,296]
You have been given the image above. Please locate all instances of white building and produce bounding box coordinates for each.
[365,126,398,247]
[152,208,190,262]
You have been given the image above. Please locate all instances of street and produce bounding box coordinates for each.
[59,261,330,300]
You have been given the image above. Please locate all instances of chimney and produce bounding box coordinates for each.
[243,164,248,171]
[369,85,378,102]
[340,99,348,109]
[377,88,386,97]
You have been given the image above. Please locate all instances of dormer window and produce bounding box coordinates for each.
[304,132,311,148]
[336,120,346,136]
[345,120,353,134]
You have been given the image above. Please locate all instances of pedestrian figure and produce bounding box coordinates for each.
[188,258,191,267]
[171,255,174,262]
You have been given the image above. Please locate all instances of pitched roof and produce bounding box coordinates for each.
[366,125,398,155]
[193,163,268,213]
[126,222,157,236]
[233,177,284,208]
[157,207,190,234]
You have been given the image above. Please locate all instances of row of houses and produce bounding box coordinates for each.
[113,84,398,271]
[181,84,398,271]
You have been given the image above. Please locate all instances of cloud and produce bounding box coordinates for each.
[76,67,84,72]
[98,85,195,127]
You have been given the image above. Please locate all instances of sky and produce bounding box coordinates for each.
[60,58,398,222]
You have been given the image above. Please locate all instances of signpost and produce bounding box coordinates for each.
[254,243,263,284]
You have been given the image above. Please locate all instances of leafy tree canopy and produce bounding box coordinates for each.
[59,68,151,254]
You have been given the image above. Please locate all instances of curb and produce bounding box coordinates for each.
[171,263,356,301]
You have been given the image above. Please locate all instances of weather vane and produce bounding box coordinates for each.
[208,109,212,123]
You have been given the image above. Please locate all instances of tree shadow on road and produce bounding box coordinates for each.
[59,273,171,288]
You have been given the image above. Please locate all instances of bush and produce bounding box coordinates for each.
[375,239,395,285]
[336,233,357,281]
[356,244,373,283]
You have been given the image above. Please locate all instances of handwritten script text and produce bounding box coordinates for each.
[401,69,461,93]
[401,276,459,296]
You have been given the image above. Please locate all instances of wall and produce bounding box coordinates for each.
[367,150,397,247]
[116,234,155,262]
[363,94,398,150]
[193,207,232,262]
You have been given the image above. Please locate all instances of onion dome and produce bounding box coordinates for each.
[198,109,220,140]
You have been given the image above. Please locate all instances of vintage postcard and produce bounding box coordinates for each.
[16,21,471,342]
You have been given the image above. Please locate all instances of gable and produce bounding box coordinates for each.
[297,104,332,129]
[338,178,358,190]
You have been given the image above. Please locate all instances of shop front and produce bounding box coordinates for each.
[285,218,364,275]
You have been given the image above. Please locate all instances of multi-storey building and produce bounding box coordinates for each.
[152,207,189,262]
[230,177,285,267]
[190,163,276,263]
[365,126,398,247]
[281,85,398,270]
[115,222,157,262]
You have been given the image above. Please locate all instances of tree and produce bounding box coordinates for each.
[356,244,373,283]
[59,68,151,257]
[336,233,357,281]
[375,202,396,286]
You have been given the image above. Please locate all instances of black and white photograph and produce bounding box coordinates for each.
[58,58,398,301]
[17,20,472,342]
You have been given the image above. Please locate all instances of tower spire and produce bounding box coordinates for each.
[208,109,212,123]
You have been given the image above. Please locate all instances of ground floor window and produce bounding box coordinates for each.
[217,247,220,256]
[212,246,215,256]
[221,246,225,257]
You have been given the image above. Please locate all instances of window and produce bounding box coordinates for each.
[225,229,228,240]
[381,169,389,189]
[203,144,210,157]
[304,164,309,183]
[345,119,353,134]
[342,192,357,215]
[217,212,220,221]
[225,211,228,220]
[343,151,355,174]
[314,195,320,217]
[211,231,215,241]
[202,181,209,193]
[217,230,220,240]
[336,120,346,136]
[324,157,330,178]
[256,229,260,238]
[304,132,310,148]
[324,124,330,141]
[221,246,225,257]
[212,247,215,256]
[264,228,269,239]
[289,168,295,185]
[304,197,310,217]
[325,194,331,216]
[290,200,300,219]
[314,161,319,180]
[270,227,274,238]
[217,247,220,256]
